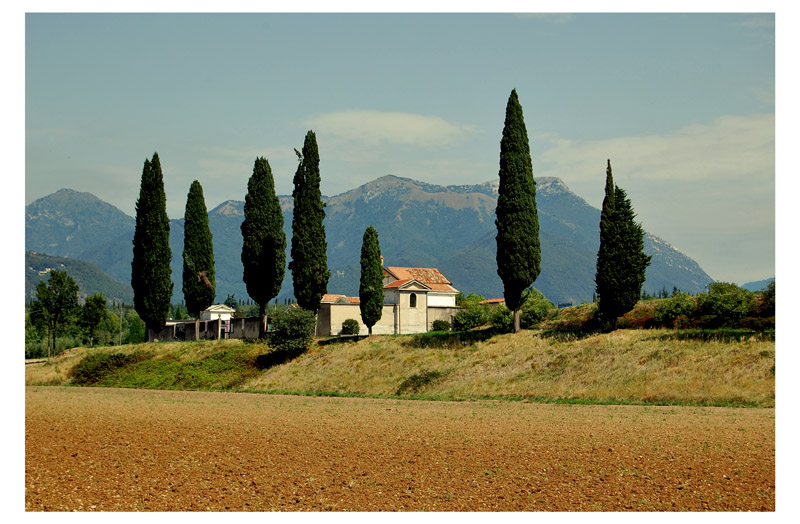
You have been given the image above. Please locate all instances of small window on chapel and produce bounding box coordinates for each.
[410,293,417,308]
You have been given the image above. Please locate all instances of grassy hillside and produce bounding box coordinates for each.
[26,329,775,407]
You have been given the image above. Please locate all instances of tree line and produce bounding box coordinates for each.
[129,130,387,342]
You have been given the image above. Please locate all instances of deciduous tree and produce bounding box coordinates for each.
[29,270,79,357]
[80,292,108,347]
[495,89,541,332]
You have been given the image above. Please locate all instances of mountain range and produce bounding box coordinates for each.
[25,175,716,305]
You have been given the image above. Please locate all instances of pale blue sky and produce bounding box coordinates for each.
[24,10,776,284]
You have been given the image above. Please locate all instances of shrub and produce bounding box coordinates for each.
[489,305,514,332]
[696,282,756,326]
[341,318,360,335]
[654,292,696,328]
[431,319,451,332]
[269,307,316,354]
[520,288,557,328]
[453,293,489,331]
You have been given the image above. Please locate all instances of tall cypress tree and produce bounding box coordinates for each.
[183,180,216,340]
[240,157,286,336]
[131,152,173,340]
[595,160,651,330]
[289,131,330,314]
[359,225,383,335]
[595,159,617,325]
[495,89,541,332]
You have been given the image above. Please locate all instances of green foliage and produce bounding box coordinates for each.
[29,270,80,356]
[223,293,238,309]
[170,303,189,320]
[431,319,451,332]
[489,305,514,332]
[80,293,108,345]
[495,89,541,318]
[269,307,316,354]
[595,160,651,330]
[289,131,330,312]
[359,226,383,333]
[131,152,173,337]
[182,180,216,317]
[70,350,149,386]
[654,292,696,327]
[241,157,286,322]
[696,282,756,326]
[125,311,146,344]
[520,288,557,328]
[341,318,360,335]
[454,296,489,331]
[759,280,775,316]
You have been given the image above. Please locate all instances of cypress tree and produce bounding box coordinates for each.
[595,159,617,327]
[182,180,216,340]
[131,152,173,341]
[241,157,286,336]
[359,225,383,335]
[289,130,330,315]
[595,160,652,330]
[495,89,541,332]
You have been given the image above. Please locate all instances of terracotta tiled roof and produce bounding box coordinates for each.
[384,279,431,290]
[321,294,361,304]
[480,298,506,304]
[385,267,452,285]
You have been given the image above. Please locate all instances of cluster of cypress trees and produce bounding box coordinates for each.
[595,160,651,330]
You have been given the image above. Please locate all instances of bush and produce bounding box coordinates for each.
[269,307,316,354]
[489,305,513,332]
[654,292,696,328]
[520,288,557,328]
[453,293,488,331]
[431,319,451,332]
[341,318,360,335]
[696,282,755,327]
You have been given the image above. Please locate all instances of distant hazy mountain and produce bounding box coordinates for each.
[25,175,714,305]
[25,251,134,304]
[742,277,775,292]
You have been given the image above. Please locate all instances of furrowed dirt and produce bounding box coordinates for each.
[25,386,775,511]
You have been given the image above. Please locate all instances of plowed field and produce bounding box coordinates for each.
[25,386,775,511]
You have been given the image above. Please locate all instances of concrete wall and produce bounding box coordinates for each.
[155,317,263,341]
[428,293,457,307]
[396,291,427,334]
[426,306,459,331]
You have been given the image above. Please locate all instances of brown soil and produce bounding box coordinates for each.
[25,386,775,511]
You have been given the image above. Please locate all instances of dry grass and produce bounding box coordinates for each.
[26,329,775,407]
[242,329,775,406]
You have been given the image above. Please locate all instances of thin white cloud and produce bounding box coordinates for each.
[539,113,774,186]
[305,110,476,149]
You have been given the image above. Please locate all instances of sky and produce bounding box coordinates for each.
[22,7,778,285]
